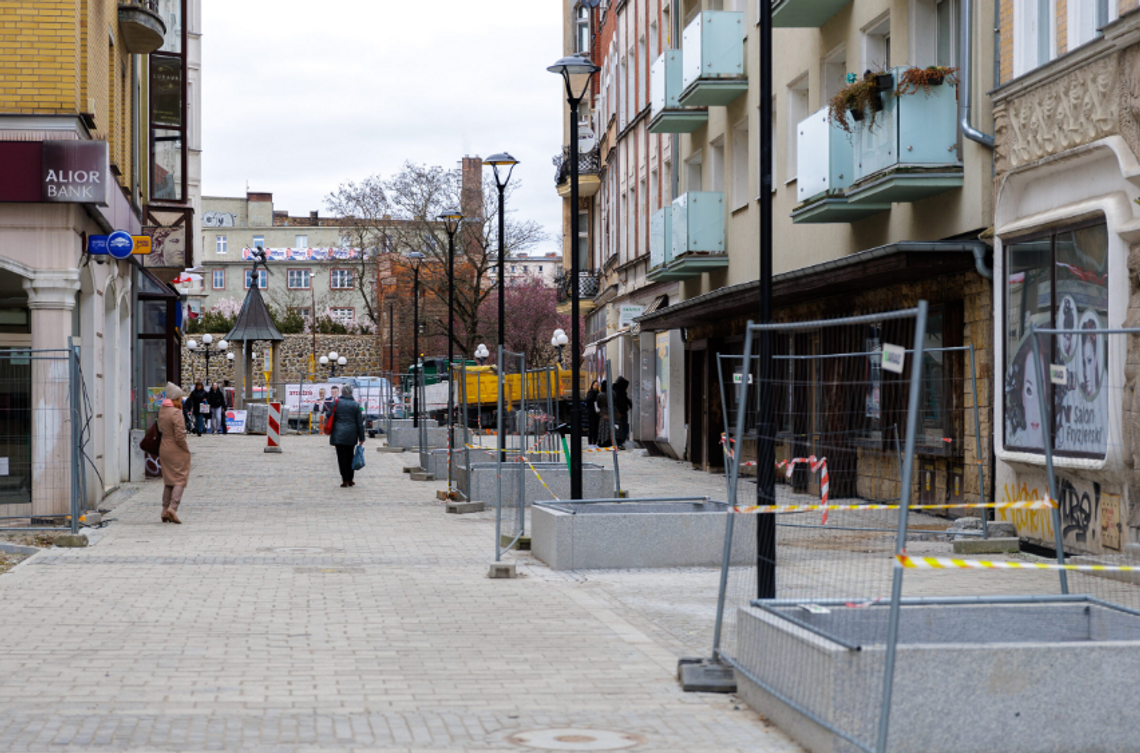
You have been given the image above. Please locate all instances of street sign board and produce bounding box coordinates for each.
[107,230,134,259]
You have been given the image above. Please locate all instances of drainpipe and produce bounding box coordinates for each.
[899,240,993,279]
[971,242,993,279]
[960,0,994,148]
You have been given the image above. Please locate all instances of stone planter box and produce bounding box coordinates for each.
[386,426,449,449]
[734,601,1140,753]
[456,462,613,506]
[532,500,748,570]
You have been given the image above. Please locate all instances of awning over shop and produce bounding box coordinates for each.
[635,241,987,331]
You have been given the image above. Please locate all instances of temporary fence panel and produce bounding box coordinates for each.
[603,359,622,495]
[495,347,528,560]
[0,346,84,533]
[709,306,929,753]
[418,368,429,472]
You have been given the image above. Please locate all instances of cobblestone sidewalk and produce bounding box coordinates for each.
[0,434,801,753]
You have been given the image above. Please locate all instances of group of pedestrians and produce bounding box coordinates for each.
[585,375,631,450]
[182,380,230,436]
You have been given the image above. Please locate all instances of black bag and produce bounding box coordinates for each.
[140,420,162,456]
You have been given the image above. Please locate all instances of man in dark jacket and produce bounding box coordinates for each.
[206,383,226,435]
[613,376,632,448]
[327,384,366,487]
[188,381,208,436]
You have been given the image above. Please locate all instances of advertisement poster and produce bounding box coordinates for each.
[225,410,247,433]
[284,382,392,417]
[147,386,166,411]
[655,332,669,441]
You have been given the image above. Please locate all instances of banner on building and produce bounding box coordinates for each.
[655,331,669,441]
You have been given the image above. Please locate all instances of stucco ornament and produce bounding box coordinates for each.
[1121,47,1140,161]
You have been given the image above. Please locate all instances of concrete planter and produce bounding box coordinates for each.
[532,500,748,570]
[456,462,613,506]
[245,402,291,435]
[734,601,1140,753]
[386,426,449,449]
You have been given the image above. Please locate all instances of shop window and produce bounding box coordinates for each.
[1004,221,1108,458]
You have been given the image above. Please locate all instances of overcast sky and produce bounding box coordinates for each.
[201,0,564,257]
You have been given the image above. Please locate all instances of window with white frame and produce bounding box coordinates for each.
[686,151,703,193]
[294,234,308,248]
[577,6,591,53]
[578,211,589,269]
[786,75,810,182]
[862,13,891,72]
[330,307,354,323]
[710,137,725,193]
[821,45,847,108]
[330,268,354,289]
[936,0,958,66]
[1014,0,1056,77]
[211,269,225,289]
[287,269,311,289]
[215,235,227,254]
[732,118,750,209]
[290,306,312,319]
[252,235,265,249]
[1069,0,1114,51]
[244,269,267,289]
[639,177,647,256]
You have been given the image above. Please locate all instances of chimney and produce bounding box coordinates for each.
[461,156,484,220]
[310,211,319,220]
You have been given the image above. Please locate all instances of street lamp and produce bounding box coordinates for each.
[474,343,489,366]
[407,251,426,428]
[319,351,347,378]
[482,152,518,350]
[438,208,465,499]
[187,333,230,382]
[551,328,569,366]
[549,53,599,501]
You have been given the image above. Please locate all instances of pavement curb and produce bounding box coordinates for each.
[0,542,41,556]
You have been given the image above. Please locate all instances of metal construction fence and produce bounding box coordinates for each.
[0,346,85,533]
[495,347,528,560]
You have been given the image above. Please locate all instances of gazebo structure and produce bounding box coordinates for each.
[224,263,284,409]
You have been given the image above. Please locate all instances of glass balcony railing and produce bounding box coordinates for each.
[649,192,728,282]
[848,67,963,203]
[771,0,853,28]
[649,52,708,134]
[649,206,672,269]
[791,107,890,223]
[679,12,747,107]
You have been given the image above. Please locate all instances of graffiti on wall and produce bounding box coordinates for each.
[998,475,1122,553]
[202,211,237,228]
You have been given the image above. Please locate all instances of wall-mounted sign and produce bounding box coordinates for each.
[107,230,134,259]
[619,304,646,328]
[88,235,108,255]
[42,141,109,205]
[132,235,153,255]
[150,55,183,128]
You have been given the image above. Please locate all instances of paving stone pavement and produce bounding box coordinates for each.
[0,434,802,753]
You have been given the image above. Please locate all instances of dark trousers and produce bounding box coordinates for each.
[194,414,205,436]
[335,444,356,483]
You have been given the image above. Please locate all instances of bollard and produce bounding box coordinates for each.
[265,401,283,453]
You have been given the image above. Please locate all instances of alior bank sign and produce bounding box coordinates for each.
[41,141,109,205]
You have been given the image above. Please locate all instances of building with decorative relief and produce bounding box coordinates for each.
[991,1,1140,554]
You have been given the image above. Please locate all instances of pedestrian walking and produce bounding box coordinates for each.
[327,384,365,487]
[613,376,632,449]
[585,379,600,449]
[207,382,226,434]
[188,380,208,436]
[158,382,191,524]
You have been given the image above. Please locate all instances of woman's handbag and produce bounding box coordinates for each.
[322,399,339,435]
[139,420,162,456]
[352,444,366,471]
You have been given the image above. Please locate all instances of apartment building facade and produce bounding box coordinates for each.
[990,0,1140,554]
[561,0,998,506]
[0,0,201,514]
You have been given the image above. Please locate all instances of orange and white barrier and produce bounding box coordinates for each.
[732,500,1056,514]
[265,402,282,454]
[896,554,1138,572]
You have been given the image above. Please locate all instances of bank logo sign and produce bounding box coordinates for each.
[107,230,134,259]
[41,141,109,205]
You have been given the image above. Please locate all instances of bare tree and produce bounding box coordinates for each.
[324,161,546,358]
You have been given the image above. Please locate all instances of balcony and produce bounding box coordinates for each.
[678,12,747,108]
[847,68,963,205]
[771,0,853,28]
[649,192,728,282]
[649,206,672,269]
[649,52,708,134]
[118,1,165,54]
[553,145,601,199]
[791,107,890,224]
[555,270,601,314]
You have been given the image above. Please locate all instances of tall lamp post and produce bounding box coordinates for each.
[438,208,465,498]
[551,328,568,366]
[482,153,518,350]
[474,343,489,366]
[548,53,599,501]
[319,351,347,378]
[407,251,426,428]
[187,333,231,383]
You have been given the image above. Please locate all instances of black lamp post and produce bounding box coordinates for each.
[319,351,347,378]
[548,53,599,501]
[551,328,568,366]
[187,334,232,383]
[482,153,518,350]
[438,208,464,497]
[407,251,426,428]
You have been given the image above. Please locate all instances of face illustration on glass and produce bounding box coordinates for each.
[1021,350,1042,447]
[1082,335,1099,397]
[1058,296,1078,361]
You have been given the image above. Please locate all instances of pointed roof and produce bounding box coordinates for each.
[225,283,284,343]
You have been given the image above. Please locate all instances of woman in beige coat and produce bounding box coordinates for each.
[158,382,191,523]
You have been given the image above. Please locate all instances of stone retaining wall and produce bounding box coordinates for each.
[180,334,383,387]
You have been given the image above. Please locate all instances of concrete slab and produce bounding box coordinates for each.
[488,562,517,579]
[952,537,1019,554]
[678,660,737,693]
[377,446,405,453]
[410,472,435,482]
[446,501,485,514]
